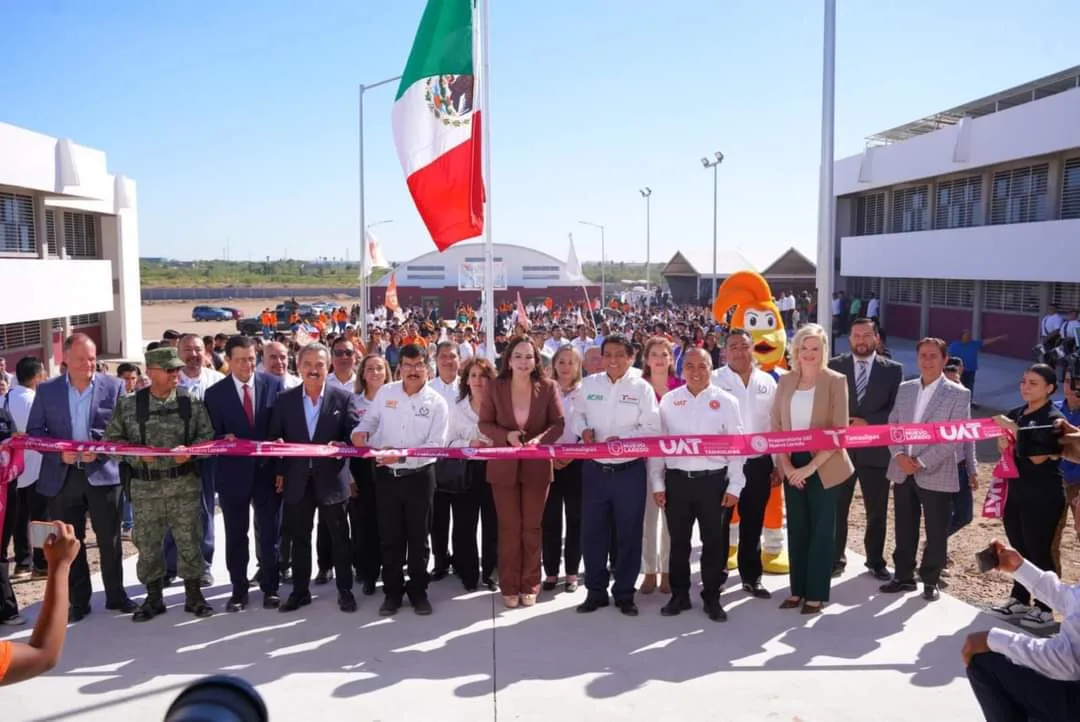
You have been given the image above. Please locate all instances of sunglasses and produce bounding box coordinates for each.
[333,349,355,358]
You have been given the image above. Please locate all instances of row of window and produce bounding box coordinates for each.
[0,193,100,258]
[0,313,103,352]
[853,158,1080,235]
[882,278,1041,314]
[50,313,102,328]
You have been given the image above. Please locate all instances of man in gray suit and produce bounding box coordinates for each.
[829,317,903,580]
[881,337,972,602]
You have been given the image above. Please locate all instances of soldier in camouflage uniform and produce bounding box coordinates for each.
[104,347,216,621]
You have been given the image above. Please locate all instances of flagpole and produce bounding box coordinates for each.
[815,0,837,341]
[477,0,496,360]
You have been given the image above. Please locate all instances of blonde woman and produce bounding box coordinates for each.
[542,346,584,592]
[641,336,682,594]
[350,354,389,595]
[770,324,853,614]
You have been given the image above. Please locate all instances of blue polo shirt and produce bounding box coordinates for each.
[947,339,983,372]
[1058,400,1080,487]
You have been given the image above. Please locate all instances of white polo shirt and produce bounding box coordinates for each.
[354,381,449,471]
[711,365,776,445]
[570,371,660,465]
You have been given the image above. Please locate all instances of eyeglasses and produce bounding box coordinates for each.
[400,362,427,372]
[333,349,355,358]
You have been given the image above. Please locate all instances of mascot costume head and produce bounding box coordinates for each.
[713,270,790,574]
[712,271,788,376]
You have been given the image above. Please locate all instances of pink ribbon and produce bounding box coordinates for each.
[982,437,1018,519]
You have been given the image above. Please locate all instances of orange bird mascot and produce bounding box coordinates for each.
[712,271,790,575]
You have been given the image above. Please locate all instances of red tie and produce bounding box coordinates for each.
[242,384,254,426]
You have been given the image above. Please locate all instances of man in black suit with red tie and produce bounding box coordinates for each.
[268,342,361,613]
[204,335,285,611]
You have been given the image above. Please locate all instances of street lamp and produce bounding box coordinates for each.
[578,220,606,305]
[701,151,724,301]
[639,187,652,302]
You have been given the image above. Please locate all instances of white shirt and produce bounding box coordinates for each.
[913,375,944,424]
[429,375,459,409]
[544,337,570,356]
[458,341,475,361]
[1041,312,1064,337]
[867,298,880,317]
[301,385,324,439]
[448,397,492,447]
[571,337,595,358]
[790,389,815,431]
[352,391,376,424]
[6,385,40,488]
[354,381,449,471]
[711,366,776,441]
[649,384,747,496]
[327,372,357,393]
[232,375,256,413]
[570,371,660,464]
[178,366,225,400]
[555,383,582,444]
[987,560,1080,681]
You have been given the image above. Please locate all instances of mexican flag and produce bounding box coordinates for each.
[392,0,484,251]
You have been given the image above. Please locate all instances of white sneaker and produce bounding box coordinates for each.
[991,597,1030,617]
[1018,608,1055,629]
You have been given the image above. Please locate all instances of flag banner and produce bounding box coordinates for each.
[392,0,484,250]
[565,234,583,282]
[385,273,401,312]
[516,291,529,330]
[365,228,389,269]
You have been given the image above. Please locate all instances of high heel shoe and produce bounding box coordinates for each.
[503,595,519,608]
[659,573,671,595]
[541,578,557,591]
[800,602,824,615]
[640,574,658,594]
[520,593,537,607]
[779,596,802,610]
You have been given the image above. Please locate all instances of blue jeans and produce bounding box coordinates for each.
[948,464,973,537]
[121,491,134,531]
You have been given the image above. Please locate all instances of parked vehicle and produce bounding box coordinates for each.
[219,306,243,319]
[192,305,233,322]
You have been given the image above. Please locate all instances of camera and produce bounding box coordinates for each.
[165,675,268,722]
[1034,330,1080,392]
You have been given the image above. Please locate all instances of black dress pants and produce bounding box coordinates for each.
[1002,479,1066,612]
[891,477,952,587]
[835,464,891,571]
[0,552,17,621]
[664,468,730,598]
[349,458,382,586]
[375,464,436,601]
[478,469,497,580]
[284,480,352,595]
[316,514,332,573]
[735,456,773,585]
[46,469,127,610]
[967,650,1080,722]
[431,485,454,572]
[542,460,582,578]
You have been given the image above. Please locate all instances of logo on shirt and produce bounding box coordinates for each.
[756,384,770,394]
[385,400,398,409]
[708,400,721,410]
[587,394,604,401]
[415,406,430,418]
[672,399,688,407]
[749,435,769,454]
[618,394,639,404]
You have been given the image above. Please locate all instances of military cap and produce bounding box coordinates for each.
[145,346,184,370]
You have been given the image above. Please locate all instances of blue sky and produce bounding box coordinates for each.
[2,0,1077,270]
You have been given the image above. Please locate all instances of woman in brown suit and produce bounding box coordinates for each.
[479,335,565,608]
[770,323,854,614]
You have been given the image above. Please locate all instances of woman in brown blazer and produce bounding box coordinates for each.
[770,323,854,614]
[479,335,565,608]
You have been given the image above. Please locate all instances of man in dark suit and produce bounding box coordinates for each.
[26,333,136,621]
[828,317,903,580]
[204,335,285,611]
[268,342,361,613]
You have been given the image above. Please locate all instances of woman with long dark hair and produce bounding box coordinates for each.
[479,335,565,608]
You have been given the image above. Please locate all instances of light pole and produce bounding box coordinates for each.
[578,220,606,304]
[358,75,402,332]
[815,0,837,342]
[639,187,652,302]
[701,151,724,301]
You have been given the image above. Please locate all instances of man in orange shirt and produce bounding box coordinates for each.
[0,521,79,686]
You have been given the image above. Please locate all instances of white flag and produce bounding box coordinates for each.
[565,233,583,282]
[366,228,389,269]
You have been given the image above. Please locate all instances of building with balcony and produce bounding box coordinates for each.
[834,65,1080,359]
[0,121,141,373]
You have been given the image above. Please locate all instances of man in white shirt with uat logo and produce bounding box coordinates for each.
[653,347,745,622]
[571,334,660,617]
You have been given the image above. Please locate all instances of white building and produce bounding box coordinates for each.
[0,121,141,373]
[834,65,1080,359]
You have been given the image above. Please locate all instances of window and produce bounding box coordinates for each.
[0,192,35,254]
[45,209,58,256]
[0,321,42,351]
[847,277,881,299]
[935,176,982,229]
[929,279,974,308]
[990,164,1049,225]
[63,212,99,258]
[854,193,885,235]
[885,278,921,305]
[890,186,929,233]
[71,313,101,327]
[1050,282,1080,310]
[1062,158,1080,220]
[983,281,1040,314]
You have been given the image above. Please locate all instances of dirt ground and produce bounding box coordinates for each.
[12,530,138,611]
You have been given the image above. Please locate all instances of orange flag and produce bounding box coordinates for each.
[385,273,400,312]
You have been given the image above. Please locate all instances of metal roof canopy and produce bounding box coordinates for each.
[866,65,1080,145]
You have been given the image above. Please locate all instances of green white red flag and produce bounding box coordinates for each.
[392,0,484,251]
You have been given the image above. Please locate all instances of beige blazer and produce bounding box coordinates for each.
[770,367,855,489]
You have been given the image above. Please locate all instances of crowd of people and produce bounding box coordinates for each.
[0,295,1078,718]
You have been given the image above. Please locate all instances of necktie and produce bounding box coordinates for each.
[855,361,869,404]
[242,384,254,426]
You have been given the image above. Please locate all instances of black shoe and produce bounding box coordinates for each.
[412,596,433,616]
[616,600,639,617]
[338,590,358,613]
[463,581,479,592]
[133,595,166,623]
[163,573,178,587]
[281,568,293,584]
[249,570,261,588]
[431,567,449,582]
[702,597,728,622]
[263,593,281,610]
[279,592,312,612]
[68,605,91,623]
[576,596,610,613]
[226,594,249,612]
[880,579,918,594]
[106,598,138,613]
[831,563,845,578]
[199,572,214,588]
[379,596,402,617]
[482,576,497,592]
[867,566,892,581]
[184,579,215,617]
[741,582,772,599]
[314,569,333,585]
[660,595,692,616]
[362,579,377,596]
[541,579,558,591]
[922,584,940,602]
